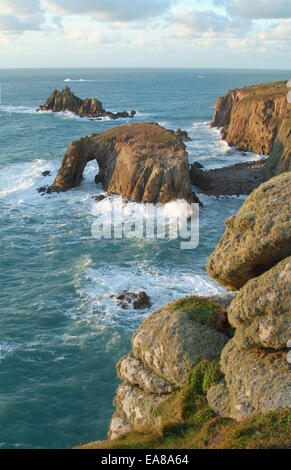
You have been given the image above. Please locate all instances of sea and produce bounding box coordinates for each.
[0,68,290,449]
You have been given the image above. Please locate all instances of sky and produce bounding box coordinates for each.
[0,0,290,69]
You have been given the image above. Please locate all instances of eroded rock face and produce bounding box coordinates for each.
[109,412,133,441]
[108,294,230,440]
[37,87,136,120]
[48,122,199,204]
[117,353,177,395]
[207,339,291,421]
[211,81,291,174]
[132,303,228,387]
[228,257,291,350]
[207,172,291,290]
[113,384,165,431]
[264,114,291,178]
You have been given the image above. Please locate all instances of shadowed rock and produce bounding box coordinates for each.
[190,159,266,196]
[37,86,136,120]
[47,122,200,204]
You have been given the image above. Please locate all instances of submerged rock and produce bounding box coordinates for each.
[37,86,136,120]
[111,291,152,310]
[227,256,291,350]
[47,122,200,204]
[207,172,291,290]
[133,292,151,310]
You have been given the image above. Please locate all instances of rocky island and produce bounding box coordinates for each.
[37,86,136,120]
[42,122,200,204]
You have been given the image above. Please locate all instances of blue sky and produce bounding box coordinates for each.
[0,0,290,68]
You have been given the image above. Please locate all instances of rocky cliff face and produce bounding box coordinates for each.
[48,122,200,204]
[206,172,291,290]
[207,173,291,421]
[104,173,290,442]
[108,295,232,440]
[37,87,136,120]
[212,81,291,177]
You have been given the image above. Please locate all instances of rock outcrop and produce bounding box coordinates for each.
[190,159,266,196]
[211,80,291,178]
[227,257,291,350]
[206,172,291,290]
[174,129,192,142]
[108,295,230,439]
[207,339,291,421]
[37,87,136,120]
[47,122,200,204]
[206,174,291,422]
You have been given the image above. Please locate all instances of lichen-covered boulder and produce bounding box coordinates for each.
[117,353,177,395]
[228,257,291,350]
[112,384,166,430]
[132,297,229,387]
[207,381,231,417]
[207,339,291,421]
[207,173,291,290]
[108,412,133,441]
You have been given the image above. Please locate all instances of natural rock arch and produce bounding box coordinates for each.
[49,122,200,204]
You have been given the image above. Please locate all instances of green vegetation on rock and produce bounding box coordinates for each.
[80,360,290,449]
[169,295,223,326]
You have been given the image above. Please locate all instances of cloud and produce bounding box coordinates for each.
[0,0,45,32]
[0,0,42,15]
[43,0,176,22]
[259,19,291,42]
[214,0,291,19]
[87,31,118,44]
[171,9,251,39]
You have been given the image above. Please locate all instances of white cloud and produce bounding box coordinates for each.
[0,0,45,32]
[43,0,176,22]
[171,9,251,39]
[0,0,42,15]
[87,31,118,44]
[214,0,291,19]
[259,19,291,42]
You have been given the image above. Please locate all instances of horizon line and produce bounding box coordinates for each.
[0,66,291,72]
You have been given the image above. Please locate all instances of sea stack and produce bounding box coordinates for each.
[46,122,200,205]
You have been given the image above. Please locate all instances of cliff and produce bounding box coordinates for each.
[37,86,136,120]
[211,80,291,177]
[44,122,200,204]
[80,173,291,450]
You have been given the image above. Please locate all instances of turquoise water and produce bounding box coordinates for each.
[0,68,290,449]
